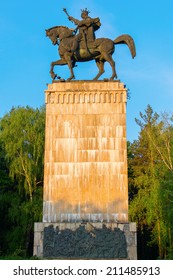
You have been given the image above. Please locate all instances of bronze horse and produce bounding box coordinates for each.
[46,26,136,81]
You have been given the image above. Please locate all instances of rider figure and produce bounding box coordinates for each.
[68,9,101,49]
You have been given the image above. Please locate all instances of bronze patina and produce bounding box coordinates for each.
[46,8,136,81]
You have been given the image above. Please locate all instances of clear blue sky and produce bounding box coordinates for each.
[1,0,173,141]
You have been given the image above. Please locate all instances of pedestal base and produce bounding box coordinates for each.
[33,222,137,259]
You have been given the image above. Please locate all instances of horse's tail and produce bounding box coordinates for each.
[114,34,136,58]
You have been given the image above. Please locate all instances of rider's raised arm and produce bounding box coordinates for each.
[68,16,80,25]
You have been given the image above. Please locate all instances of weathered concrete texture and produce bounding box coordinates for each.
[43,81,128,223]
[33,222,137,259]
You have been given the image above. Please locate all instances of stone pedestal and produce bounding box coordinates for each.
[43,81,128,223]
[34,80,137,259]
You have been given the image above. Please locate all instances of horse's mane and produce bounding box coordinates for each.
[46,25,70,32]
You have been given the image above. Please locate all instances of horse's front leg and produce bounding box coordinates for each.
[50,61,58,80]
[64,53,75,81]
[50,59,67,80]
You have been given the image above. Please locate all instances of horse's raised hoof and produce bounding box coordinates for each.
[50,72,57,80]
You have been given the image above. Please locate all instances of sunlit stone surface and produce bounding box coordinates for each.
[43,81,128,223]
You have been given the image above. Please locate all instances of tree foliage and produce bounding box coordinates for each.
[129,105,173,259]
[0,106,45,201]
[0,106,45,257]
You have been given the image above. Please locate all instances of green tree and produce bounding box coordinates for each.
[129,105,173,259]
[0,106,45,257]
[0,106,45,201]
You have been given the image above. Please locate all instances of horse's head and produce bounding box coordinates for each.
[46,27,59,45]
[46,26,75,45]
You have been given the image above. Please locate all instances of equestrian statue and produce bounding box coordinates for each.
[46,8,136,81]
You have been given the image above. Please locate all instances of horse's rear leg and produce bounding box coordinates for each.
[93,59,105,80]
[101,52,117,80]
